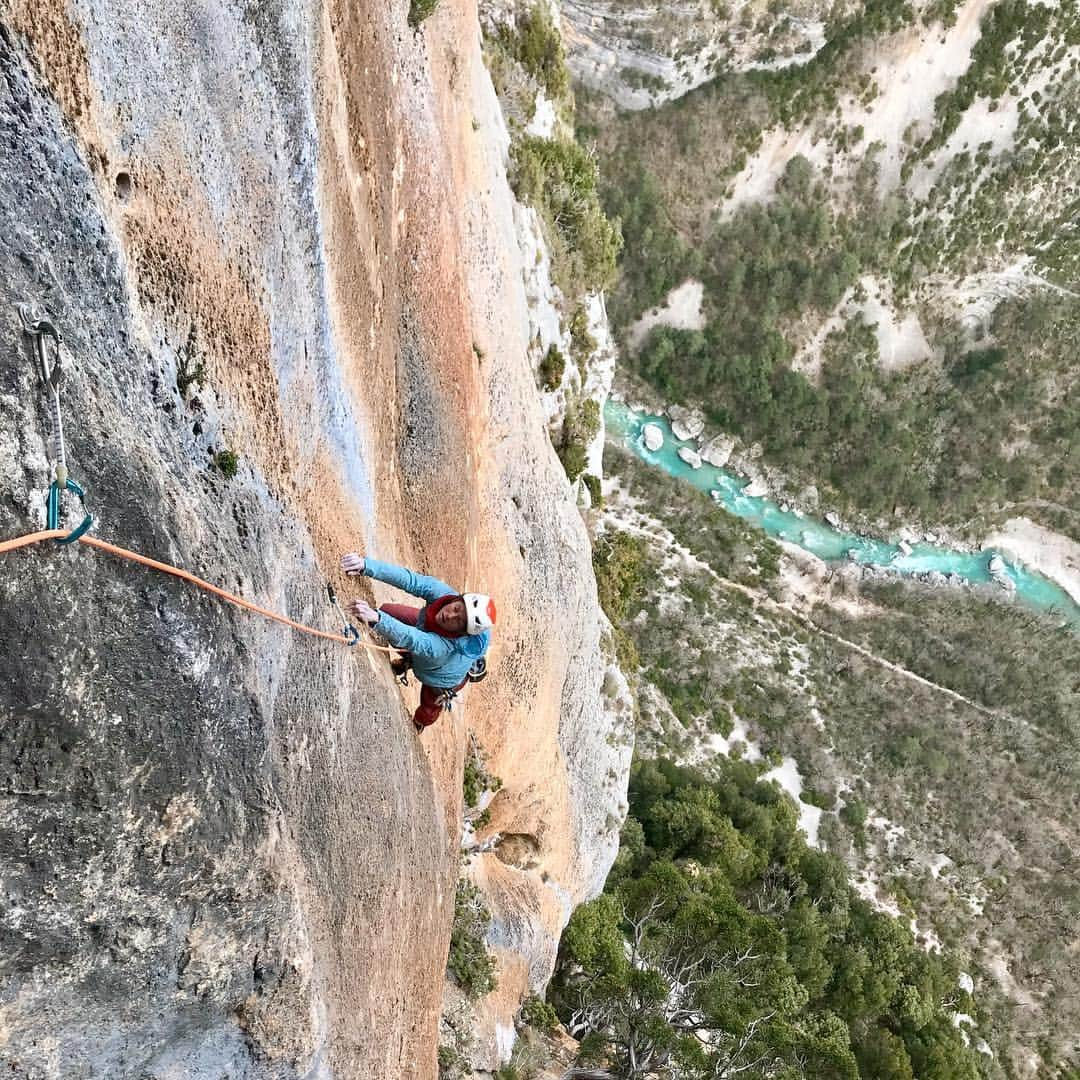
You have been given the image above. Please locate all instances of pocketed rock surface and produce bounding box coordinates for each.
[0,0,630,1076]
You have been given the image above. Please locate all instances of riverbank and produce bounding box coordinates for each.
[606,401,1080,626]
[981,517,1080,607]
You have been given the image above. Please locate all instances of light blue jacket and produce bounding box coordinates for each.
[362,558,491,689]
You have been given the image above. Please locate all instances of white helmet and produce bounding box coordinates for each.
[463,593,497,635]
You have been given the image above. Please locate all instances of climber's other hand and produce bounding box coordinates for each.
[349,599,379,626]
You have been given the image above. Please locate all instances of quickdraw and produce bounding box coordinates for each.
[19,304,94,543]
[326,583,362,647]
[4,305,389,654]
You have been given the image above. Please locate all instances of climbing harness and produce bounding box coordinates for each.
[434,687,459,712]
[19,304,94,543]
[387,654,488,691]
[3,305,393,655]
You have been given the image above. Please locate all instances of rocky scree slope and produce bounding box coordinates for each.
[0,0,630,1076]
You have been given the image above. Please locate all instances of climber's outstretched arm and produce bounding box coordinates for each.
[342,553,455,603]
[370,612,457,661]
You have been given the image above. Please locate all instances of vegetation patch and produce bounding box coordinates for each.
[463,736,502,830]
[553,395,601,482]
[447,879,498,999]
[498,3,570,104]
[552,756,984,1079]
[538,343,566,391]
[512,135,622,298]
[519,994,559,1034]
[408,0,438,28]
[213,449,239,479]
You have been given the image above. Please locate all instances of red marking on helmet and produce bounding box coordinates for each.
[486,598,497,624]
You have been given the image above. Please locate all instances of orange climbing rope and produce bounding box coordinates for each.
[0,528,396,652]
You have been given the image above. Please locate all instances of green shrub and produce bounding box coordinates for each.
[950,346,1006,381]
[408,0,438,27]
[214,449,239,479]
[840,797,868,830]
[556,439,588,482]
[578,398,601,442]
[437,1043,470,1079]
[801,787,837,810]
[511,136,622,296]
[448,880,498,999]
[538,344,566,391]
[568,304,596,368]
[511,3,569,101]
[463,739,502,809]
[583,473,603,508]
[593,530,646,623]
[554,396,602,482]
[520,994,559,1033]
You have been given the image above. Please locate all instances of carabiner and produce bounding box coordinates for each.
[18,303,62,389]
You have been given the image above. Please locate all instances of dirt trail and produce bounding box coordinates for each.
[616,508,1010,722]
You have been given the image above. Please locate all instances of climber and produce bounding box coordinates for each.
[341,552,496,732]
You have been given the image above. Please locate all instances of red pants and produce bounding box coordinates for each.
[379,604,468,728]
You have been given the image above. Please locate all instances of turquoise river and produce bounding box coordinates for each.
[605,402,1080,627]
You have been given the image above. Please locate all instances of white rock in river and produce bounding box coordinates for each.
[668,404,705,440]
[987,554,1015,590]
[700,434,735,467]
[743,480,768,498]
[825,511,841,528]
[924,531,939,543]
[678,446,703,469]
[898,540,913,557]
[642,424,664,452]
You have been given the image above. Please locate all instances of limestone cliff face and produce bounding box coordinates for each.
[561,0,840,109]
[0,0,630,1075]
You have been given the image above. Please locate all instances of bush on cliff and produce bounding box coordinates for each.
[512,135,622,297]
[448,879,498,999]
[408,0,438,27]
[551,756,985,1079]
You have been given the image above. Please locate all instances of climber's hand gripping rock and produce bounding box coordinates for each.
[341,552,365,576]
[349,599,379,626]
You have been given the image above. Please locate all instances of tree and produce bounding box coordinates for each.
[553,757,986,1079]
